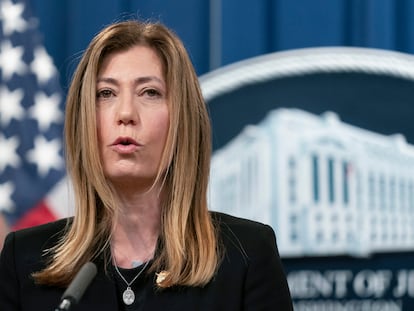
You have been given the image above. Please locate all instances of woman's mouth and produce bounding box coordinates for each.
[110,137,140,154]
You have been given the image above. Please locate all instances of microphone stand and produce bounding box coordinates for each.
[54,262,97,311]
[55,298,73,311]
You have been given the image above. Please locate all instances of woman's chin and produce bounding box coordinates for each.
[107,173,157,189]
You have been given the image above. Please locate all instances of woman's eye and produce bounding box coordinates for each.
[97,89,113,98]
[144,89,161,97]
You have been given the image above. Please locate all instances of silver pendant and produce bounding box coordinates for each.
[122,287,135,305]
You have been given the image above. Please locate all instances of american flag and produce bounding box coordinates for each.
[0,0,72,231]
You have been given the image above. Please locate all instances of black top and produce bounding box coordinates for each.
[0,211,293,310]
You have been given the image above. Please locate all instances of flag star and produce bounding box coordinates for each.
[0,40,27,80]
[29,91,62,131]
[0,134,20,173]
[26,135,63,177]
[0,85,25,126]
[0,181,14,212]
[30,46,58,85]
[0,0,27,36]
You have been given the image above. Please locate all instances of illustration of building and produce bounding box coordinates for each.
[208,108,414,257]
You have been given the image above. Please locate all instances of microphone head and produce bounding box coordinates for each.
[62,262,97,304]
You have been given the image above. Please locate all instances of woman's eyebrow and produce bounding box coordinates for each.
[134,76,164,86]
[96,76,165,86]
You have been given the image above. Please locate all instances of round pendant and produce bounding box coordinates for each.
[122,287,135,305]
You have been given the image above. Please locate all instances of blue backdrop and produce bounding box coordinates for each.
[29,0,414,91]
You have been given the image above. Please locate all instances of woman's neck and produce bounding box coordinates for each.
[111,184,163,268]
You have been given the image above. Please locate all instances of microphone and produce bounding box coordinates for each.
[55,262,98,311]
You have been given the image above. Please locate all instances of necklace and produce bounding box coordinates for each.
[113,256,150,305]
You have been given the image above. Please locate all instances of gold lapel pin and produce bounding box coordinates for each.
[156,270,169,286]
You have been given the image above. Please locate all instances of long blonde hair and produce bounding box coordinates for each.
[33,20,219,288]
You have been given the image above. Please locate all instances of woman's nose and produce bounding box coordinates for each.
[117,94,138,125]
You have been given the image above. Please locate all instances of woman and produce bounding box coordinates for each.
[0,20,293,310]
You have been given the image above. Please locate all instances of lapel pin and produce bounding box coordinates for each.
[156,270,169,286]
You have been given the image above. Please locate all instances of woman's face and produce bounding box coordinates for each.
[96,45,169,189]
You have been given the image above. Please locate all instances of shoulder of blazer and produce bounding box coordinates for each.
[14,217,71,244]
[210,211,275,239]
[8,217,73,265]
[210,211,279,263]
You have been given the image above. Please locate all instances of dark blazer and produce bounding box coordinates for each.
[0,212,293,310]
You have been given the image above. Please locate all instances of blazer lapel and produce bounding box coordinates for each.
[82,270,118,310]
[77,257,119,310]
